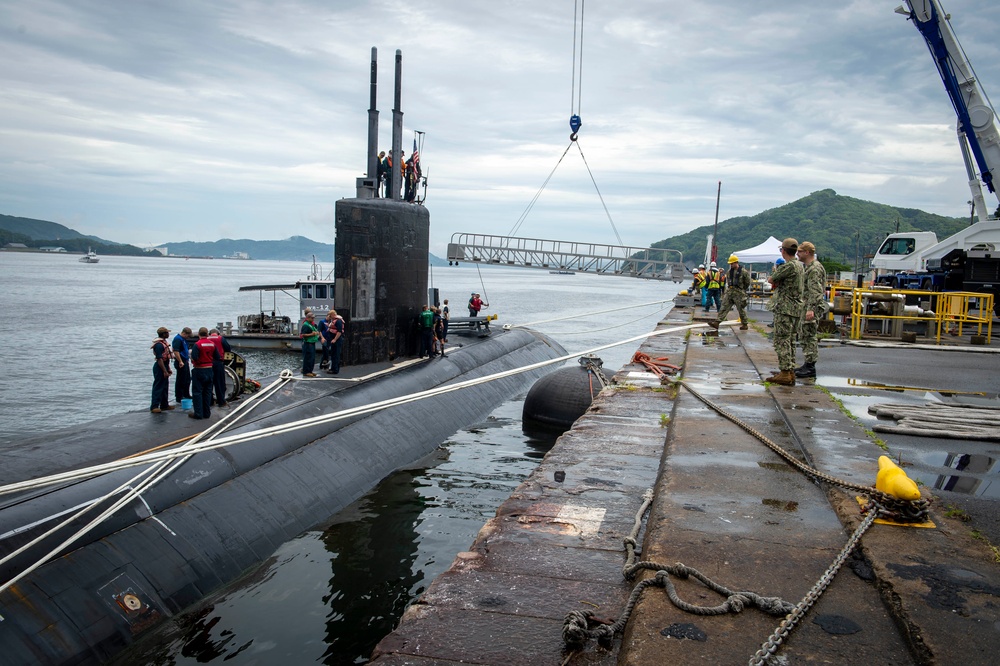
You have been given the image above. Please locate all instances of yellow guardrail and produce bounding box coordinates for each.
[826,286,993,344]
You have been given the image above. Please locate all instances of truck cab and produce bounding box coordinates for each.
[871,231,938,276]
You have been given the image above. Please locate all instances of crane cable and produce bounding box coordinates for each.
[507,0,623,246]
[569,0,585,140]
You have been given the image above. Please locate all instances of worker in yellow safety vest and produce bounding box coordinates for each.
[705,261,723,312]
[690,264,709,308]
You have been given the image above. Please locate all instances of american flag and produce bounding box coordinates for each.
[411,138,419,165]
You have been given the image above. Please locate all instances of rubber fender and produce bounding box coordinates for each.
[522,365,613,430]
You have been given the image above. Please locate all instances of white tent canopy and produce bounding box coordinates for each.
[730,236,782,264]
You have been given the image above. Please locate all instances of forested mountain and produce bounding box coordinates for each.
[0,214,153,256]
[4,189,972,265]
[0,213,111,243]
[164,236,334,261]
[653,189,969,267]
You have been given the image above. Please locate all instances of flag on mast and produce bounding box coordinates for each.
[411,137,419,165]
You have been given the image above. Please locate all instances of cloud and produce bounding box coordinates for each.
[0,0,997,254]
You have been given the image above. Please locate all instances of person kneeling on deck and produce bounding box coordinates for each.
[300,310,320,377]
[189,327,217,420]
[765,238,804,386]
[709,255,750,331]
[795,241,827,379]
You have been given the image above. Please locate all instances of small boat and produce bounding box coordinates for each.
[78,248,99,263]
[222,256,332,351]
[548,270,575,275]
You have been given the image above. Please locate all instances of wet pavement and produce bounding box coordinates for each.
[368,305,1000,665]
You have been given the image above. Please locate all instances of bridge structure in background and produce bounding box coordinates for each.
[446,233,688,282]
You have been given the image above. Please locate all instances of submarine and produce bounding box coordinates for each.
[0,49,565,666]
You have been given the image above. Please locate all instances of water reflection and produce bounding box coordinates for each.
[113,399,559,665]
[932,453,999,499]
[321,471,425,663]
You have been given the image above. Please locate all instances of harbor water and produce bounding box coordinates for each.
[0,251,681,665]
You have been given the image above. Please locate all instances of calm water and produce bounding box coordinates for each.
[0,251,680,665]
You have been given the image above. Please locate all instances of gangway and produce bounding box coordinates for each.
[447,233,687,282]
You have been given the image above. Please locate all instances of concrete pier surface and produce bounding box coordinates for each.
[369,305,1000,665]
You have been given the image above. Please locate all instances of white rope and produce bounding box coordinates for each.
[1,322,704,498]
[0,375,293,595]
[0,322,707,592]
[511,299,674,329]
[543,305,671,336]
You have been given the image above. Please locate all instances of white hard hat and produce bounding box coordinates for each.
[710,261,717,267]
[698,263,705,269]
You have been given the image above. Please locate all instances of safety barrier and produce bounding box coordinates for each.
[826,286,993,343]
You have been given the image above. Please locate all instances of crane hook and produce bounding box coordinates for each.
[569,114,582,141]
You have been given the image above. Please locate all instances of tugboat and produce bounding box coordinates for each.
[222,256,333,351]
[78,247,99,263]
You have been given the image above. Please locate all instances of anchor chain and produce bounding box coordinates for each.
[561,372,928,659]
[748,506,882,665]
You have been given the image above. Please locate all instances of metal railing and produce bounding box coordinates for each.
[828,286,993,343]
[446,233,687,282]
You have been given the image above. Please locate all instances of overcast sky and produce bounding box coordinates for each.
[2,0,998,256]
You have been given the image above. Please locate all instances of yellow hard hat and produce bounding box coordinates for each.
[728,254,739,264]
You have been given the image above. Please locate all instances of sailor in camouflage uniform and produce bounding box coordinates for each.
[765,238,804,386]
[795,241,827,378]
[710,254,752,330]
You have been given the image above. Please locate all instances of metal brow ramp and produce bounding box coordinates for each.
[447,233,687,282]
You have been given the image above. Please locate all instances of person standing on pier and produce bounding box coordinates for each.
[691,264,708,309]
[765,238,804,386]
[704,261,723,312]
[150,327,175,413]
[795,241,827,378]
[709,255,751,330]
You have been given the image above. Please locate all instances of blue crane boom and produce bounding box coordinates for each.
[899,0,1000,220]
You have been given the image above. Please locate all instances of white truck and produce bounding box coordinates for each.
[870,1,1000,314]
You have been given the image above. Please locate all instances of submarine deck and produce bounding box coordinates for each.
[0,325,503,489]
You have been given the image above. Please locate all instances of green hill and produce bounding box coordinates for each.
[653,189,969,267]
[0,213,112,243]
[164,236,334,262]
[0,214,154,256]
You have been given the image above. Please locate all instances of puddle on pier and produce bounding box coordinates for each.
[905,468,1000,499]
[908,452,1000,499]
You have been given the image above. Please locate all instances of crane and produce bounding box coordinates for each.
[897,0,1000,221]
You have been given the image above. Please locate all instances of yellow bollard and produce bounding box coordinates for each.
[875,456,921,501]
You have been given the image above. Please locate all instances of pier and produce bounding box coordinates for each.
[369,305,1000,664]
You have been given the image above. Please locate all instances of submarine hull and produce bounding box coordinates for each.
[0,328,565,665]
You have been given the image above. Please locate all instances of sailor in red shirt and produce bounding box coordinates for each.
[189,327,217,420]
